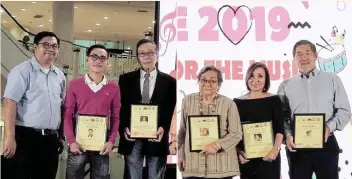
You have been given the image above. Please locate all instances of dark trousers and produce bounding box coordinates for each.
[66,151,109,179]
[286,134,340,179]
[239,155,281,179]
[123,140,167,179]
[1,126,59,179]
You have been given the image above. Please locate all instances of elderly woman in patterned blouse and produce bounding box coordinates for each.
[178,65,242,179]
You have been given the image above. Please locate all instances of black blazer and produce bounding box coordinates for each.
[117,69,176,156]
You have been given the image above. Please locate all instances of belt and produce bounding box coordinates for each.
[33,128,58,136]
[16,126,58,136]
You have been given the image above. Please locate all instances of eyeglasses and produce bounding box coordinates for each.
[138,52,156,57]
[200,79,218,85]
[296,51,314,57]
[38,42,60,50]
[88,54,108,62]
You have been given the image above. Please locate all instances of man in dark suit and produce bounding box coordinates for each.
[118,39,176,179]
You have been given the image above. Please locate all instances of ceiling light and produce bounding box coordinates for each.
[12,15,16,18]
[32,1,37,4]
[152,20,155,23]
[49,19,52,22]
[148,27,152,29]
[87,29,92,32]
[0,9,3,13]
[38,24,44,27]
[113,11,118,13]
[74,6,78,9]
[21,8,26,11]
[3,20,7,23]
[104,16,108,19]
[96,23,100,26]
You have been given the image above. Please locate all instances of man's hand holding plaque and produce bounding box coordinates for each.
[148,127,164,142]
[130,105,158,139]
[293,113,325,149]
[188,115,220,152]
[242,121,274,159]
[75,115,108,152]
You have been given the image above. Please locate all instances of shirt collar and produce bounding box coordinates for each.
[299,68,320,78]
[30,56,58,74]
[84,73,108,85]
[140,68,157,79]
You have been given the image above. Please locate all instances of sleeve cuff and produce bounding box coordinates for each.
[109,138,116,145]
[67,137,76,145]
[178,147,185,160]
[218,138,234,151]
[3,95,20,103]
[326,120,336,133]
[285,129,293,137]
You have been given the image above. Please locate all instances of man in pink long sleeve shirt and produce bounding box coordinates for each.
[64,44,121,179]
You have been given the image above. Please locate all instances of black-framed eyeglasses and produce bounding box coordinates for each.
[88,54,108,62]
[38,42,60,50]
[137,52,156,57]
[200,79,218,85]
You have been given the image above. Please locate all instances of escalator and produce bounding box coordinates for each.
[1,27,32,75]
[1,3,38,94]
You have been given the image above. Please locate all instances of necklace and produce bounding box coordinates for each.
[199,92,218,115]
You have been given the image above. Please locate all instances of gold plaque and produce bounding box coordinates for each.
[76,115,107,151]
[294,113,325,149]
[188,115,220,152]
[243,121,274,159]
[130,104,158,139]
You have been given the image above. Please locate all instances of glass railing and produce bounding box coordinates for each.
[0,4,139,80]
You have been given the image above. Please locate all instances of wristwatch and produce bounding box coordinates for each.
[276,146,281,151]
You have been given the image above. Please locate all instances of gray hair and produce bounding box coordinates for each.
[197,65,224,86]
[292,40,317,57]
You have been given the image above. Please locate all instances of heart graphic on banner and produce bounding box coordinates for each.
[217,5,253,45]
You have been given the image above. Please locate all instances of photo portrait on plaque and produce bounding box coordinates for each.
[76,115,108,151]
[188,115,220,152]
[242,121,274,159]
[130,104,158,138]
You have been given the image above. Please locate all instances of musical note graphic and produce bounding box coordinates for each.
[159,6,177,57]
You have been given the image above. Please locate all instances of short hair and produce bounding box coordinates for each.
[34,31,60,45]
[136,39,158,54]
[197,65,224,87]
[23,35,30,41]
[245,62,270,92]
[86,44,108,57]
[292,40,317,57]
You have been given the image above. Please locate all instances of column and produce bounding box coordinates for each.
[52,1,74,77]
[72,48,80,78]
[51,3,73,177]
[110,58,116,77]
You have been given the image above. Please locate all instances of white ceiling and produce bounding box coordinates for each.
[1,1,156,41]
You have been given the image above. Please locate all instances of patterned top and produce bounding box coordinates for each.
[178,93,242,178]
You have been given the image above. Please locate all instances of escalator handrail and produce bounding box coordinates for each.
[1,28,31,59]
[1,63,10,74]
